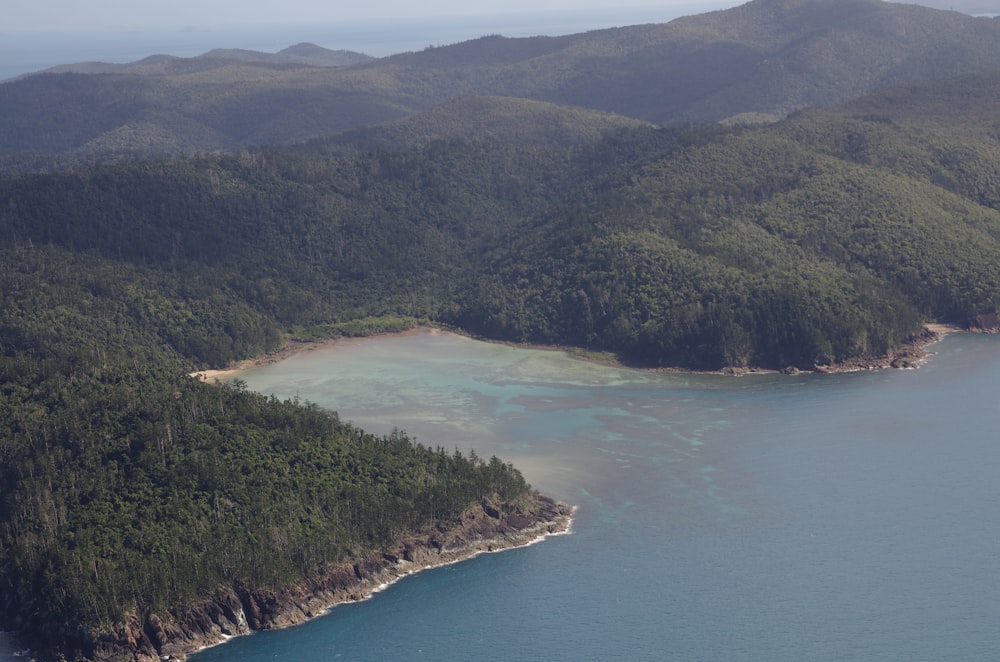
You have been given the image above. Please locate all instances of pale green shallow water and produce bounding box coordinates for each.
[6,330,1000,660]
[192,330,1000,661]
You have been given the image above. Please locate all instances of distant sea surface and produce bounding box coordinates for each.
[3,331,1000,660]
[0,5,731,81]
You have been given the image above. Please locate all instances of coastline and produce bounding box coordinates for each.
[191,322,971,383]
[189,327,437,382]
[96,495,574,662]
[811,323,961,374]
[469,322,975,374]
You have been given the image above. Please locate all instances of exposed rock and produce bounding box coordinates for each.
[972,311,1000,333]
[74,493,572,661]
[811,326,944,373]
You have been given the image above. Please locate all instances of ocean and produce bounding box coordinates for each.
[167,329,1000,661]
[3,331,999,660]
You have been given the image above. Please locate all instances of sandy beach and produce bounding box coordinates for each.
[923,322,963,336]
[189,327,440,382]
[190,321,969,384]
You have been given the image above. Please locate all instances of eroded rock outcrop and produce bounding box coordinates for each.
[80,493,572,661]
[972,312,1000,333]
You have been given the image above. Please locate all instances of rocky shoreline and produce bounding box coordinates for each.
[78,494,572,662]
[191,319,1000,385]
[446,322,986,376]
[811,326,944,374]
[813,320,998,374]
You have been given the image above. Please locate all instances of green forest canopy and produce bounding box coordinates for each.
[4,0,1000,166]
[2,43,1000,662]
[3,77,1000,370]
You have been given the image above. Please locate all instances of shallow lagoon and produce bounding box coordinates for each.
[184,330,1000,661]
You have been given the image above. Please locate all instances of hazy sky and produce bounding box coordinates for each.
[5,1,737,32]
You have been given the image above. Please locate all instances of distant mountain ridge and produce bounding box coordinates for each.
[3,0,1000,167]
[415,0,1000,123]
[34,43,372,76]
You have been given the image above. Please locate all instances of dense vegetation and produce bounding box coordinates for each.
[4,0,1000,168]
[0,245,531,657]
[4,78,999,371]
[3,2,1000,658]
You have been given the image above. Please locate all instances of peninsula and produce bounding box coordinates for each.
[92,497,572,662]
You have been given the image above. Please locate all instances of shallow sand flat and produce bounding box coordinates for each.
[923,322,963,335]
[190,327,441,382]
[192,320,972,389]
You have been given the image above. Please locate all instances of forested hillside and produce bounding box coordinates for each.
[4,0,1000,167]
[3,72,1000,371]
[3,2,1000,660]
[0,244,545,660]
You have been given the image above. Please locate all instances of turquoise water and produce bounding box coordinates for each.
[4,330,998,660]
[181,330,1000,661]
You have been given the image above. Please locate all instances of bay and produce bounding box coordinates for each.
[3,330,997,659]
[173,329,1000,662]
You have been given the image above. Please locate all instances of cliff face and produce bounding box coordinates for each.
[972,312,1000,334]
[79,494,572,662]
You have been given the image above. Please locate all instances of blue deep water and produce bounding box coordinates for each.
[179,330,1000,662]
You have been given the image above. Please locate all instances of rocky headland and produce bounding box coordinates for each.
[32,494,572,662]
